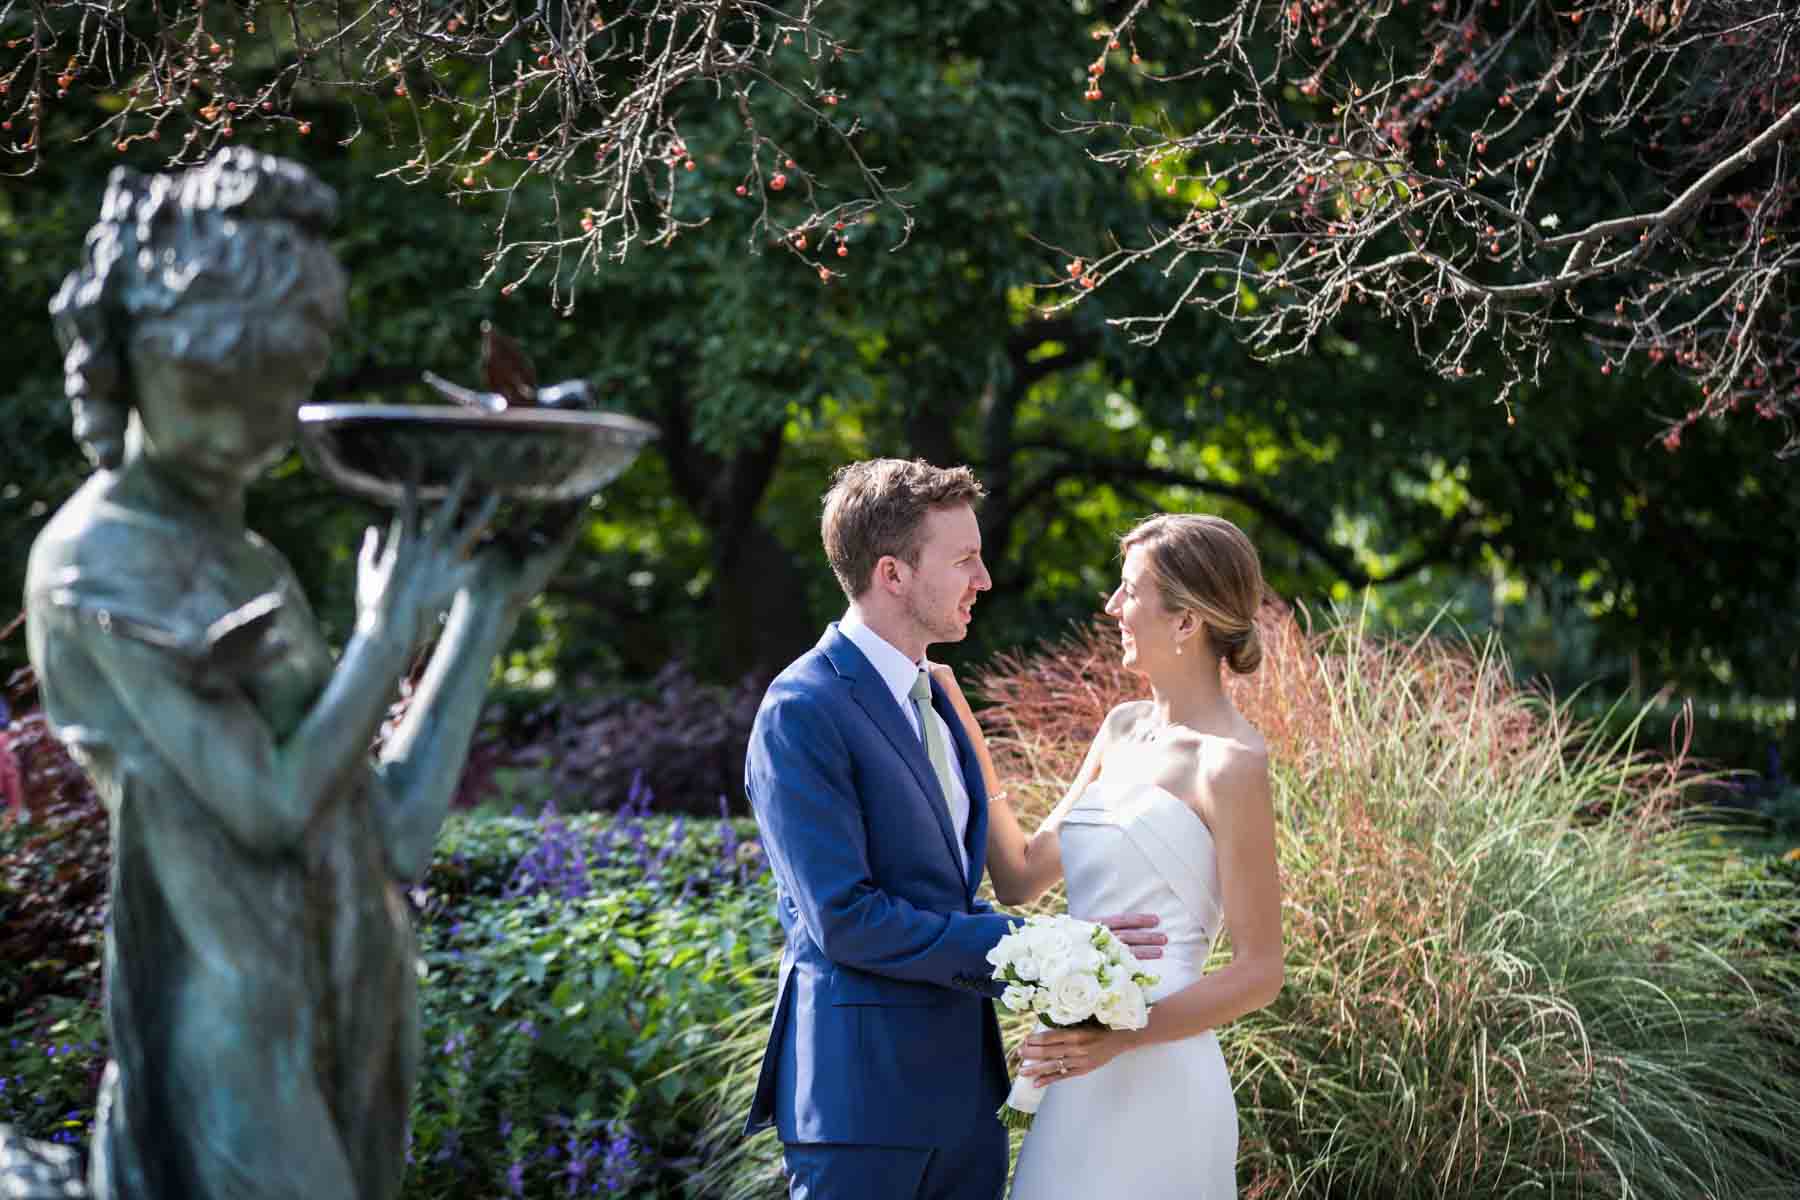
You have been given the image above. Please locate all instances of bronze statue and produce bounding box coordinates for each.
[23,149,586,1200]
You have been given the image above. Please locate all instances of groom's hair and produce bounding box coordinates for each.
[821,458,985,599]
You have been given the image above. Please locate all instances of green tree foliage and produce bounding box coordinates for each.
[4,0,1799,730]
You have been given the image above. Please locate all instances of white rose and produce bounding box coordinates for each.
[1034,945,1072,983]
[1030,989,1056,1016]
[1064,943,1105,976]
[1011,950,1042,983]
[1049,971,1103,1024]
[1000,984,1036,1013]
[1098,978,1149,1030]
[986,938,1015,972]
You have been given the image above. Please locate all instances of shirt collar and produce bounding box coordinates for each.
[839,607,924,714]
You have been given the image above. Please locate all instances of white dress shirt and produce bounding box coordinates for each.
[839,609,972,875]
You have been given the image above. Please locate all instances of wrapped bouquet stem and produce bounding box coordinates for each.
[986,914,1157,1131]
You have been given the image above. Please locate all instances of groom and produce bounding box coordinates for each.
[743,459,1161,1199]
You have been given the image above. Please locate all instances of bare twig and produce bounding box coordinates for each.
[1,0,907,308]
[1044,0,1800,445]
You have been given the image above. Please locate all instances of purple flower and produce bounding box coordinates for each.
[599,1120,643,1193]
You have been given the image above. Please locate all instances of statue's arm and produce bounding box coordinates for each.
[370,590,514,881]
[371,514,585,882]
[61,607,420,855]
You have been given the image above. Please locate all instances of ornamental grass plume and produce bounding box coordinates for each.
[688,603,1800,1199]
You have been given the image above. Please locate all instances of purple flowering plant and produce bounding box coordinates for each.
[402,783,778,1198]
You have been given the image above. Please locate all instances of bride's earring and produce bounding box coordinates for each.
[1174,641,1182,656]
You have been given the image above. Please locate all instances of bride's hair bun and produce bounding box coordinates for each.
[1119,514,1266,675]
[1221,623,1262,676]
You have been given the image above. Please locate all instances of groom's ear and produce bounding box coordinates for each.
[873,554,908,594]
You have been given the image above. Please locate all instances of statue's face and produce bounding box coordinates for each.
[130,316,332,487]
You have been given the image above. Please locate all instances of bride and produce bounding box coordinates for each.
[935,513,1284,1199]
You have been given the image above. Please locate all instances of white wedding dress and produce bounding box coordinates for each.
[1008,779,1238,1199]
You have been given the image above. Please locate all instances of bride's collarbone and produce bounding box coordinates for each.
[1094,755,1206,816]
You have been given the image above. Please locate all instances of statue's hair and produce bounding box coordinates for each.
[48,148,347,468]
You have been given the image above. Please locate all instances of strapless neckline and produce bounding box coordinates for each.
[1075,779,1217,848]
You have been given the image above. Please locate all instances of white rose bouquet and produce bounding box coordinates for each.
[986,913,1157,1130]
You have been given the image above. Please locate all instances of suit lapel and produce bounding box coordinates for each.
[822,627,968,877]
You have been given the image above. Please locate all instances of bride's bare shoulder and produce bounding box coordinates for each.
[1099,699,1157,740]
[1194,731,1270,807]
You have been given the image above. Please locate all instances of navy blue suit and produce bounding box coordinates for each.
[744,625,1014,1199]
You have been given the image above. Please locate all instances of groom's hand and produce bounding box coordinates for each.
[1098,912,1165,960]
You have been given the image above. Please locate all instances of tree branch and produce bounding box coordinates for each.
[1008,448,1470,589]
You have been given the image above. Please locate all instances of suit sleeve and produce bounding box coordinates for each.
[749,689,1015,988]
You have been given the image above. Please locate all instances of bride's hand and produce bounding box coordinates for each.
[925,660,970,710]
[1016,1025,1142,1087]
[1097,911,1166,960]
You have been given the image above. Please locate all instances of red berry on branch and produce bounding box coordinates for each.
[770,173,787,191]
[735,184,748,196]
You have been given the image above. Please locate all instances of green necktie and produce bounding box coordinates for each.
[909,669,967,873]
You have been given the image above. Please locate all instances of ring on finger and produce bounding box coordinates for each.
[1055,1057,1067,1074]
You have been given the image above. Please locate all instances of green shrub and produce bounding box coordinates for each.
[691,610,1800,1199]
[0,997,106,1152]
[401,799,781,1199]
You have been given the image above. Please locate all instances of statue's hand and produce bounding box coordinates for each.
[356,472,498,646]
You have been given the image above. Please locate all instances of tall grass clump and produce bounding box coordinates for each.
[689,605,1800,1199]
